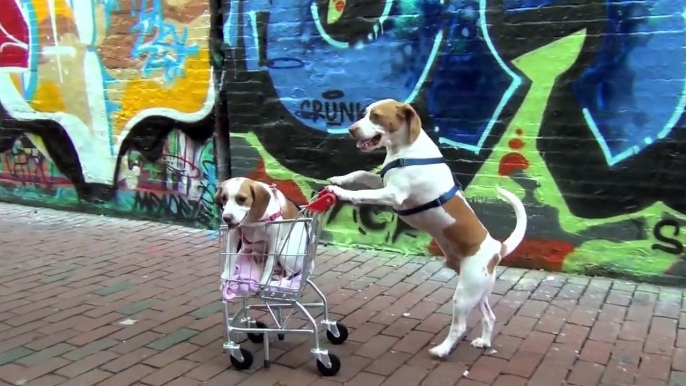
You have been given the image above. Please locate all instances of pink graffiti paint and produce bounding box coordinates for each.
[0,1,30,69]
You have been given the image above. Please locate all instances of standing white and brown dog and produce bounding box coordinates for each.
[326,99,527,358]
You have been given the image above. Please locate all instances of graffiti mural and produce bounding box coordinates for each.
[224,0,686,282]
[0,0,218,228]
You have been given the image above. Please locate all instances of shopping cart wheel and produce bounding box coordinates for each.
[247,321,268,343]
[326,323,349,345]
[229,348,253,370]
[277,333,285,340]
[316,354,341,377]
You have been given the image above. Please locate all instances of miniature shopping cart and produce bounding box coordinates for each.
[219,190,349,376]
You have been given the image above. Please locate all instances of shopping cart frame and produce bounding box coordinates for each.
[219,190,349,376]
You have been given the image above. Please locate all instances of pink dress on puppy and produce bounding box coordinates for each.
[219,187,307,300]
[221,236,267,300]
[221,252,264,300]
[220,243,303,300]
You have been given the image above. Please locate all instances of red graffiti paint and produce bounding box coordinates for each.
[429,238,574,272]
[428,239,443,256]
[0,2,30,69]
[508,138,524,150]
[247,158,309,205]
[515,128,523,135]
[335,0,345,12]
[498,152,529,176]
[500,238,574,271]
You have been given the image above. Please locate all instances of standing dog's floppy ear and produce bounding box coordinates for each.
[214,184,224,207]
[400,103,422,144]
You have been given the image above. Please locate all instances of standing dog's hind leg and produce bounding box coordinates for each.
[429,287,480,358]
[470,296,495,348]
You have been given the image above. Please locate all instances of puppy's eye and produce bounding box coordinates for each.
[235,195,246,205]
[370,111,379,120]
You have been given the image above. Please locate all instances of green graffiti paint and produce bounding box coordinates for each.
[464,30,686,278]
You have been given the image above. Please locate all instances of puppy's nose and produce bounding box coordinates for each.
[222,214,235,224]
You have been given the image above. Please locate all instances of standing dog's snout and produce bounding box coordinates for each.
[348,123,360,138]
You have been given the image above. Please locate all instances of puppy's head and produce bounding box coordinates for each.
[214,177,271,228]
[348,99,422,152]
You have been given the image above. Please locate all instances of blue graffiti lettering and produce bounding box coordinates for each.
[573,1,686,166]
[129,0,200,82]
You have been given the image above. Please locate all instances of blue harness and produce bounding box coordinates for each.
[379,157,462,217]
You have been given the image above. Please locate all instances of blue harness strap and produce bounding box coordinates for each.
[396,185,460,216]
[379,157,462,216]
[379,157,445,179]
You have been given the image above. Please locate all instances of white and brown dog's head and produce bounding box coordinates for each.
[214,177,271,228]
[348,99,422,152]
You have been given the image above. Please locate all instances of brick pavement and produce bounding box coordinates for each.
[0,202,685,385]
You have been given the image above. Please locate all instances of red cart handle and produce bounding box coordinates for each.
[305,190,337,213]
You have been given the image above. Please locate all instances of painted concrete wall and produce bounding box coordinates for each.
[1,0,686,283]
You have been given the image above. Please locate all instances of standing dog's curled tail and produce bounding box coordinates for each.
[496,186,527,257]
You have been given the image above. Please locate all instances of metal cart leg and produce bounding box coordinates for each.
[275,308,285,340]
[294,301,329,365]
[263,331,271,369]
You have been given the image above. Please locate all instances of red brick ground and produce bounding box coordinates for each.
[0,203,685,385]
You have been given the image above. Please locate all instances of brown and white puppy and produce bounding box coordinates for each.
[214,177,308,285]
[326,99,527,358]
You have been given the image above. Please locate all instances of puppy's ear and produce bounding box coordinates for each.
[400,103,422,144]
[245,182,271,222]
[214,184,224,207]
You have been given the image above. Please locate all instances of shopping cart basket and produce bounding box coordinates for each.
[219,190,349,376]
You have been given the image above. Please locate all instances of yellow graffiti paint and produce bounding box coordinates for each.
[24,81,66,113]
[9,73,66,113]
[30,0,75,24]
[114,48,211,135]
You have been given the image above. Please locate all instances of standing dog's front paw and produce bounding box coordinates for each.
[328,176,347,186]
[325,185,354,202]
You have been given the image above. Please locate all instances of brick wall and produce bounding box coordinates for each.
[1,0,686,283]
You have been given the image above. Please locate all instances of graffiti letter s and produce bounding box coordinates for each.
[652,218,684,255]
